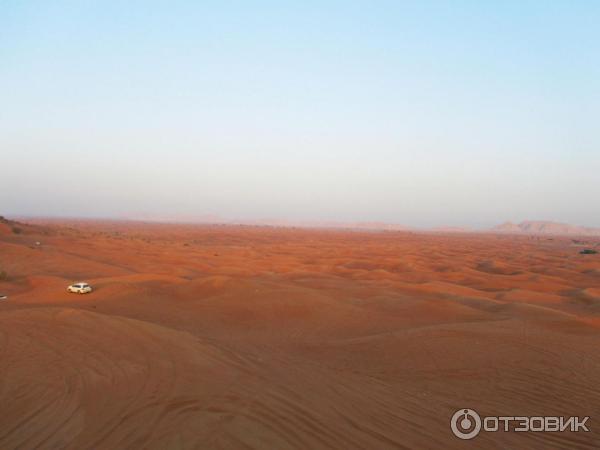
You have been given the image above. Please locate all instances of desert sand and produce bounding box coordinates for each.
[1,218,600,449]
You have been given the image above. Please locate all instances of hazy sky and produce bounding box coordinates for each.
[1,1,599,228]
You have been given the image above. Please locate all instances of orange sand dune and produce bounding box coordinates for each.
[1,220,600,448]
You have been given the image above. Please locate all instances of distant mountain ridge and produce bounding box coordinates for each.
[15,214,600,236]
[492,221,600,236]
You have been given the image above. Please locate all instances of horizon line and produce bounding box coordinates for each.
[7,214,600,237]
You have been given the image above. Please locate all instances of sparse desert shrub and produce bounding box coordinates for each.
[580,249,598,255]
[0,270,7,281]
[12,226,22,234]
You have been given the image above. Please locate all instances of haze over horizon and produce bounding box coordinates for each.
[2,1,599,228]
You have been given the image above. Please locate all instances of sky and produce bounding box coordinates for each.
[1,0,599,228]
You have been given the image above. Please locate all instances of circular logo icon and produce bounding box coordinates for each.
[451,408,482,440]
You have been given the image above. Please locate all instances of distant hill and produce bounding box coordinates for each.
[492,221,600,236]
[0,216,12,235]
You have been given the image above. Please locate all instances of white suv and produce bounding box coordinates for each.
[67,282,92,294]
